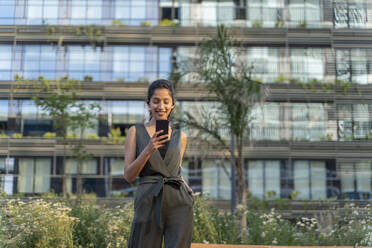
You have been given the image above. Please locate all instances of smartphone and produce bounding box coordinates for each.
[156,119,169,140]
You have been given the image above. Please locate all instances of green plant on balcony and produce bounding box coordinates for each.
[0,133,8,138]
[103,127,125,145]
[320,133,333,141]
[159,18,178,26]
[12,133,22,139]
[43,132,56,138]
[111,19,126,27]
[140,20,152,26]
[274,74,287,83]
[275,20,285,28]
[66,133,79,139]
[75,25,104,49]
[252,20,263,28]
[116,77,125,82]
[290,190,300,200]
[298,20,307,28]
[84,75,93,82]
[87,133,99,140]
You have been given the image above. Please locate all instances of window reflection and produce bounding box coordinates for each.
[18,158,52,193]
[250,102,280,140]
[334,0,367,28]
[202,159,231,200]
[336,49,369,84]
[104,157,136,197]
[289,0,321,28]
[339,161,371,200]
[294,160,327,199]
[291,48,324,81]
[337,104,371,140]
[0,0,15,25]
[0,45,12,81]
[21,100,53,137]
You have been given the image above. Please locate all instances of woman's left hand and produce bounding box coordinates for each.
[181,176,194,196]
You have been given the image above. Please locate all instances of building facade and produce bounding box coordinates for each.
[0,0,371,202]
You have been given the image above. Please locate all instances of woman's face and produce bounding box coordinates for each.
[147,88,175,120]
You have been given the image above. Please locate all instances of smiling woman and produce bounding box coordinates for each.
[124,79,194,248]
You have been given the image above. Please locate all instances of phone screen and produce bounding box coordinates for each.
[156,119,169,139]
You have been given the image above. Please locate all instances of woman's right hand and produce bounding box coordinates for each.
[145,130,169,154]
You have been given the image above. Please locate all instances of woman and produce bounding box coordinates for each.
[124,79,194,248]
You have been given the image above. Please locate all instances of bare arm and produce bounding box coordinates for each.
[179,131,193,196]
[124,125,169,182]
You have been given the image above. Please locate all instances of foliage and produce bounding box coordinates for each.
[87,133,100,139]
[43,132,56,138]
[252,20,263,28]
[111,20,126,27]
[0,198,77,248]
[103,127,126,145]
[174,25,267,236]
[75,25,104,48]
[160,19,178,26]
[14,76,101,198]
[191,194,241,244]
[0,133,9,138]
[12,133,22,138]
[140,21,152,26]
[84,75,93,81]
[0,195,371,247]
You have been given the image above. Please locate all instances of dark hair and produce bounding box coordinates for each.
[147,79,176,121]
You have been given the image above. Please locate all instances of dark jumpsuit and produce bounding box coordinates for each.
[127,124,194,248]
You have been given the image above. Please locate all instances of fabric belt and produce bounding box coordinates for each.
[139,175,183,229]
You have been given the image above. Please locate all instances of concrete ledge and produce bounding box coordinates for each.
[191,244,354,248]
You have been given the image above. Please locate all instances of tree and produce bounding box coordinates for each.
[15,76,101,198]
[175,25,268,234]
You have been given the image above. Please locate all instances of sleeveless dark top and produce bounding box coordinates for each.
[158,141,169,159]
[136,124,182,178]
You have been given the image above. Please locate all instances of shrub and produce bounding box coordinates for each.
[0,198,77,248]
[140,21,152,26]
[192,194,240,244]
[43,132,56,138]
[160,19,178,26]
[12,133,22,138]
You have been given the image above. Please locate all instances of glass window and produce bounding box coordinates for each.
[289,0,321,27]
[291,48,324,81]
[108,100,145,136]
[18,158,51,193]
[24,45,57,80]
[246,47,279,83]
[248,0,279,27]
[202,159,231,200]
[294,160,326,199]
[0,45,12,81]
[339,161,371,200]
[21,100,53,137]
[334,0,367,28]
[71,0,87,24]
[0,0,15,25]
[337,104,371,140]
[115,0,150,26]
[67,100,100,138]
[68,46,102,81]
[104,157,135,197]
[64,158,102,196]
[292,103,326,141]
[247,160,281,198]
[65,159,98,174]
[251,102,280,140]
[336,49,368,84]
